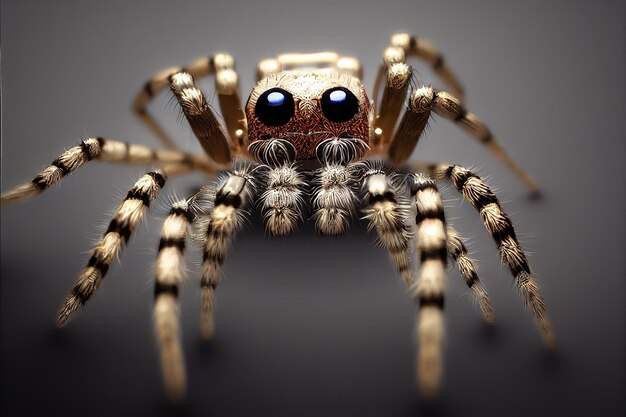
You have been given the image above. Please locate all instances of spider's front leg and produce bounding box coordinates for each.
[153,197,194,401]
[363,168,451,397]
[409,173,450,398]
[360,162,413,286]
[57,170,167,326]
[359,163,495,323]
[197,163,260,339]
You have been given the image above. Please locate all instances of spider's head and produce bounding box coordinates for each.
[245,72,372,161]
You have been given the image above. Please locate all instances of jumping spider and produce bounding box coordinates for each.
[1,33,554,401]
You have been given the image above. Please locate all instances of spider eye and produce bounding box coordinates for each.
[321,87,360,122]
[255,88,295,127]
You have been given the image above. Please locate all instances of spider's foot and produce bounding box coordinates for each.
[56,293,82,327]
[200,315,215,340]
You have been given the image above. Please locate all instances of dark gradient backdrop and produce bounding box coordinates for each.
[1,1,624,416]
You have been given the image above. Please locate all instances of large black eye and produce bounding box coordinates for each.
[255,88,295,127]
[321,87,360,122]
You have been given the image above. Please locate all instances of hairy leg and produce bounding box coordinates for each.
[1,137,215,206]
[387,86,539,194]
[437,164,554,348]
[410,173,449,398]
[195,164,260,339]
[57,170,167,326]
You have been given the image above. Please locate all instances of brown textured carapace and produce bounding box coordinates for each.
[245,72,372,160]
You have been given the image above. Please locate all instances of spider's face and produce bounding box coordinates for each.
[245,72,372,160]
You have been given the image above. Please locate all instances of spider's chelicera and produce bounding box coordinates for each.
[1,33,554,402]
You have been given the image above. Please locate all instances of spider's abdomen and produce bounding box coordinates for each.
[245,71,372,160]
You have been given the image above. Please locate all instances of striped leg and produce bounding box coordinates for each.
[410,173,448,398]
[132,53,246,151]
[1,137,216,206]
[56,170,167,326]
[447,226,495,324]
[154,199,193,401]
[439,164,554,348]
[360,166,413,285]
[312,137,368,236]
[387,86,539,194]
[198,166,258,339]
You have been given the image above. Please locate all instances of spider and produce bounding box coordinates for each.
[1,33,554,402]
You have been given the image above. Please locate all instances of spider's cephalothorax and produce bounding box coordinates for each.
[1,33,554,403]
[246,72,372,160]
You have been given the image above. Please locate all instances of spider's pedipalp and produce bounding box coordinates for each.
[312,164,357,236]
[56,170,166,327]
[154,199,193,402]
[447,225,495,324]
[311,137,367,236]
[439,164,554,348]
[410,173,448,399]
[261,163,306,236]
[199,165,259,339]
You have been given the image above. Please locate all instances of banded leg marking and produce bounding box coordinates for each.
[56,170,166,327]
[1,137,216,206]
[388,86,539,194]
[411,174,448,398]
[361,170,413,285]
[154,200,193,401]
[447,226,495,324]
[441,164,554,348]
[199,168,257,339]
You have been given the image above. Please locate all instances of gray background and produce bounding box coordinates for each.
[1,1,624,416]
